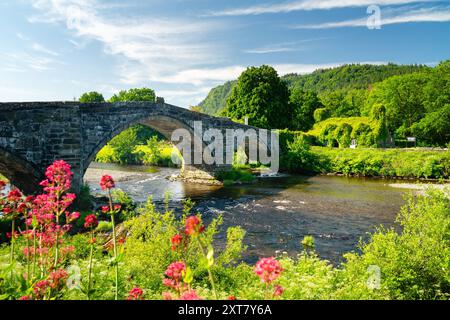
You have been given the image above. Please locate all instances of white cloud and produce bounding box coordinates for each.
[0,52,58,72]
[28,0,224,87]
[205,0,429,16]
[244,38,324,54]
[292,6,450,28]
[31,43,59,56]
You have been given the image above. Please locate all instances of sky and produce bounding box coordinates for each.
[1,0,450,107]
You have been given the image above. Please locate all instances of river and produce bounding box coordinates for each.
[84,162,421,265]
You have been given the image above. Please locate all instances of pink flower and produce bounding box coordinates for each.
[67,211,80,223]
[19,295,33,300]
[273,285,284,297]
[171,234,183,251]
[101,206,109,213]
[114,204,121,211]
[127,287,144,300]
[254,257,283,283]
[84,214,98,229]
[180,290,202,300]
[41,160,73,193]
[185,216,204,236]
[100,175,115,190]
[165,262,186,281]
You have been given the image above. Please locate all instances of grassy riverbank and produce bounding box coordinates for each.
[281,135,450,180]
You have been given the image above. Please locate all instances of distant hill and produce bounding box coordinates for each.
[197,63,429,115]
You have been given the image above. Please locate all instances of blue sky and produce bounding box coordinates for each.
[1,0,450,107]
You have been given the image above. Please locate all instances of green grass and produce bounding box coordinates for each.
[311,146,450,179]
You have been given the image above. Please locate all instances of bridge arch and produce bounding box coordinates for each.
[81,113,209,187]
[0,147,44,194]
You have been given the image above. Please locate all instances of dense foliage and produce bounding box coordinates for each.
[223,65,291,129]
[79,91,105,103]
[0,161,448,300]
[281,137,450,179]
[198,61,449,146]
[198,63,428,116]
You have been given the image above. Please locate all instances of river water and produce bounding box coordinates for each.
[84,162,416,265]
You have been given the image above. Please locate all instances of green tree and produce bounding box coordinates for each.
[411,104,450,146]
[100,88,161,164]
[224,65,291,129]
[79,91,105,103]
[109,88,156,103]
[289,88,322,131]
[366,73,428,138]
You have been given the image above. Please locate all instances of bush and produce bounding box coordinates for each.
[337,189,450,299]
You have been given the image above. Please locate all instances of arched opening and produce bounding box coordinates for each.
[81,115,220,202]
[0,148,44,194]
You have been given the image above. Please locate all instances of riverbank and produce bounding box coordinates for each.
[281,141,450,180]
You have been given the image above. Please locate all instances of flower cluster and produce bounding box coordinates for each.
[0,160,79,300]
[185,216,204,236]
[163,261,186,289]
[127,287,144,300]
[39,160,73,194]
[100,175,115,190]
[84,214,98,229]
[171,234,183,251]
[254,257,283,283]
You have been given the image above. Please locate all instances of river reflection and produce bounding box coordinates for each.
[85,162,415,265]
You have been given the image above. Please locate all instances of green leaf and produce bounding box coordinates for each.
[182,266,193,285]
[207,246,214,268]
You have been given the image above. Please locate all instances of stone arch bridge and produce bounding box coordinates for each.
[0,101,273,194]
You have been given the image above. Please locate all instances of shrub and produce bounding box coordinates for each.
[337,189,450,300]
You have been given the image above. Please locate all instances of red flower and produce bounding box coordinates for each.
[19,295,33,300]
[171,234,183,251]
[185,216,204,236]
[254,257,283,284]
[114,204,121,211]
[48,269,68,289]
[33,280,50,298]
[100,175,115,190]
[127,287,144,300]
[228,295,237,300]
[84,214,98,229]
[273,285,284,297]
[0,180,6,190]
[7,189,22,201]
[101,206,109,213]
[165,261,186,281]
[180,290,202,300]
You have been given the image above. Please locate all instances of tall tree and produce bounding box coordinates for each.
[289,88,322,131]
[224,65,291,129]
